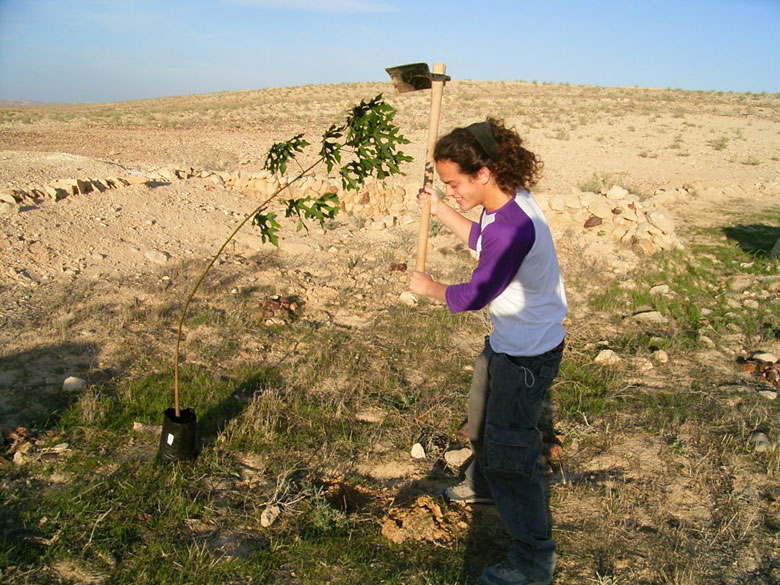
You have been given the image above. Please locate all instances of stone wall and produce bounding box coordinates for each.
[2,164,683,256]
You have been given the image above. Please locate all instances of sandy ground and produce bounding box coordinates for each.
[0,80,779,424]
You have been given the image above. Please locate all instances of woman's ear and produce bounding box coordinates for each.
[476,166,493,184]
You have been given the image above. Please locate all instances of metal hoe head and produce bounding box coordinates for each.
[385,62,450,93]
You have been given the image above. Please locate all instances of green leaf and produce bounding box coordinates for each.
[251,211,281,246]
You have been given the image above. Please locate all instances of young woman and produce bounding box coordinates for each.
[410,119,567,585]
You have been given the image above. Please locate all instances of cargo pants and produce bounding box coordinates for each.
[464,336,563,581]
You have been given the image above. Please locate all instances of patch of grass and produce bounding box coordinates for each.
[707,136,729,150]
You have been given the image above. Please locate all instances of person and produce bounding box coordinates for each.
[409,118,567,585]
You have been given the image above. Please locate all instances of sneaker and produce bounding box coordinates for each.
[442,481,493,505]
[481,559,552,585]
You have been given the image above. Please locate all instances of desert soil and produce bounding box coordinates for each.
[1,80,779,583]
[1,82,778,404]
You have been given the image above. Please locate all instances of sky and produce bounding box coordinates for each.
[0,0,778,104]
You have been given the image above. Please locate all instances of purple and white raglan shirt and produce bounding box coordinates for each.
[445,189,567,357]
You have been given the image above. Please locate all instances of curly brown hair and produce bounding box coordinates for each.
[433,118,542,194]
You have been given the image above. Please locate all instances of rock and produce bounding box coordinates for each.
[0,201,18,215]
[0,189,17,204]
[750,431,771,453]
[632,357,654,372]
[699,334,715,348]
[630,310,669,324]
[743,299,760,310]
[729,275,752,292]
[549,196,565,211]
[399,291,417,306]
[594,349,622,366]
[649,284,669,295]
[443,447,472,469]
[647,211,675,234]
[588,198,613,219]
[63,376,86,391]
[605,185,629,200]
[758,390,777,400]
[260,505,281,527]
[652,349,669,363]
[583,215,602,228]
[411,443,426,459]
[144,250,170,265]
[752,352,778,363]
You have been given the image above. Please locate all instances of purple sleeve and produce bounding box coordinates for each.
[445,210,535,313]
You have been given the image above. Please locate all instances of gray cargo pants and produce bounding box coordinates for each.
[464,336,563,581]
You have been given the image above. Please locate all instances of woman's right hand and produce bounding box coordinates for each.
[417,186,443,216]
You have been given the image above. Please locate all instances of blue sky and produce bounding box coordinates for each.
[0,0,778,103]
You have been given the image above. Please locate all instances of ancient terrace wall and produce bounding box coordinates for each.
[1,164,684,255]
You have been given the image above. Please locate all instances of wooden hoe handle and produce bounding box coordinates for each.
[415,62,447,273]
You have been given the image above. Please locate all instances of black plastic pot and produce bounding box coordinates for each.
[157,407,199,461]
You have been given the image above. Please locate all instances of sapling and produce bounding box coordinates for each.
[172,94,412,416]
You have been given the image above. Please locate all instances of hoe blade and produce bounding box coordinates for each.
[385,62,432,93]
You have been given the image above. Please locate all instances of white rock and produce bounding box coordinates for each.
[261,505,281,527]
[594,349,622,366]
[752,352,779,363]
[631,311,669,324]
[649,284,669,295]
[0,201,18,215]
[411,443,426,459]
[743,299,760,310]
[605,185,629,200]
[444,447,472,469]
[758,390,777,401]
[652,349,669,363]
[399,291,418,306]
[647,211,675,235]
[145,250,170,264]
[63,376,86,391]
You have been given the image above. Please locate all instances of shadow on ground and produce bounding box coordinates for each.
[722,222,780,255]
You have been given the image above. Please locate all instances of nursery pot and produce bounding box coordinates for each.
[157,407,199,461]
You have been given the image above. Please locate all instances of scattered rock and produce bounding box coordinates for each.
[630,310,669,324]
[632,357,654,372]
[729,275,752,292]
[750,432,771,453]
[260,505,281,527]
[649,284,670,295]
[752,352,779,363]
[62,376,86,391]
[144,250,170,265]
[399,291,417,306]
[0,201,18,215]
[410,443,426,459]
[443,447,472,469]
[594,349,622,366]
[758,390,778,400]
[652,349,669,363]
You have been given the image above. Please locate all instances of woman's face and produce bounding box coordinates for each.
[436,159,487,212]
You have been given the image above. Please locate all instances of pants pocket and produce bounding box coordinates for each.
[484,424,542,476]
